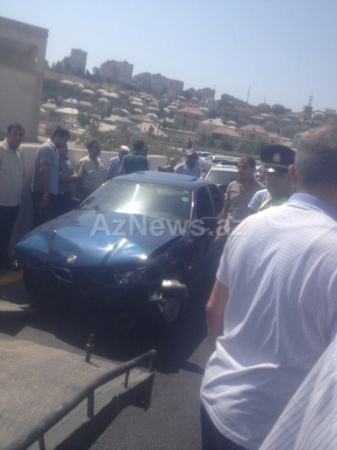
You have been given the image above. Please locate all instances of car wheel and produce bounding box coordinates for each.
[154,295,182,326]
[149,284,188,327]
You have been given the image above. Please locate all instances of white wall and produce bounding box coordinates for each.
[9,144,167,253]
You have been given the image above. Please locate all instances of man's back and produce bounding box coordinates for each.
[122,152,148,175]
[201,194,337,449]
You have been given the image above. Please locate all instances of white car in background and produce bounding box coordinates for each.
[205,165,238,193]
[201,155,238,173]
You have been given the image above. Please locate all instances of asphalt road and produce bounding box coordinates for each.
[0,272,213,450]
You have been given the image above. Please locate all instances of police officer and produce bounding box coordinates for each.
[248,145,295,213]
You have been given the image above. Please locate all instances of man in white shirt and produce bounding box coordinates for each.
[0,123,25,270]
[76,139,107,200]
[200,124,337,450]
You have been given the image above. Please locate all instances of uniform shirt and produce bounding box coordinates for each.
[122,152,149,175]
[107,155,122,179]
[0,138,25,206]
[76,155,107,193]
[225,178,263,232]
[32,139,59,195]
[58,157,75,193]
[174,162,201,177]
[201,193,337,450]
[260,334,337,450]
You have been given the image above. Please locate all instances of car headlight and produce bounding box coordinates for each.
[115,268,147,285]
[17,253,48,271]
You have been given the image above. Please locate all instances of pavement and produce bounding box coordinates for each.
[0,270,30,316]
[0,270,154,450]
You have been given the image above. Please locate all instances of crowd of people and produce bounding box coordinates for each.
[0,125,152,269]
[1,121,337,447]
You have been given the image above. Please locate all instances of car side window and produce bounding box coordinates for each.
[208,184,224,215]
[196,186,214,218]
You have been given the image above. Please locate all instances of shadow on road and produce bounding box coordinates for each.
[1,280,212,376]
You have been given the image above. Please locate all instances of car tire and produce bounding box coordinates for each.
[149,284,188,328]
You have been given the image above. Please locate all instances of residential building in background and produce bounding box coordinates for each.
[151,73,169,95]
[0,16,48,140]
[167,78,184,96]
[100,60,133,85]
[132,72,152,91]
[70,48,87,74]
[211,127,242,151]
[200,87,215,100]
[132,72,184,96]
[174,107,206,131]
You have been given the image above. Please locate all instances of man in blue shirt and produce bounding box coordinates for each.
[107,145,130,179]
[31,126,70,228]
[174,148,201,177]
[57,142,78,215]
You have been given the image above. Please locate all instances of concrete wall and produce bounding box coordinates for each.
[162,127,198,145]
[0,16,48,140]
[9,144,167,253]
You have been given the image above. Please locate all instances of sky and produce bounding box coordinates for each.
[2,0,337,112]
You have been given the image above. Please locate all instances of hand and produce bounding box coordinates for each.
[214,227,227,243]
[59,172,68,182]
[39,193,50,208]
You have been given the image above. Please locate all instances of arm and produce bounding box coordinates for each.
[206,279,229,351]
[214,198,230,242]
[75,161,84,199]
[59,171,79,183]
[117,164,125,176]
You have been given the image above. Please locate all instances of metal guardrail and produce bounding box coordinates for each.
[7,349,157,450]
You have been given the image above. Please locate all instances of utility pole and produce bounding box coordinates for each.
[246,86,251,103]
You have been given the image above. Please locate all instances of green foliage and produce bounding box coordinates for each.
[42,79,81,103]
[77,112,92,127]
[241,141,268,156]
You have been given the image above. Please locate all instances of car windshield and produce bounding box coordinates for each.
[207,170,237,185]
[80,179,192,221]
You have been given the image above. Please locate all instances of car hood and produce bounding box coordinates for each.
[16,210,185,268]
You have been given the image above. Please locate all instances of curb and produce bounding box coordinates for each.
[0,301,31,316]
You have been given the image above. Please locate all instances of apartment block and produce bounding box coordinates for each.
[100,60,133,84]
[70,48,87,74]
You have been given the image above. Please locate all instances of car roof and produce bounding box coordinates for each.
[208,165,238,173]
[117,171,214,189]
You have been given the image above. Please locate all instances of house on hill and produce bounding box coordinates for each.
[174,107,206,132]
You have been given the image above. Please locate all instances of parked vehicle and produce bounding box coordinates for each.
[205,165,238,193]
[66,124,86,133]
[201,155,238,173]
[197,151,214,158]
[16,172,225,328]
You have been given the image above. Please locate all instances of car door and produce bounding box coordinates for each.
[183,185,223,286]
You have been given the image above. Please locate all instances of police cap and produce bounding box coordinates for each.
[260,145,295,174]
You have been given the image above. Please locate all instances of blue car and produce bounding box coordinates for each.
[16,172,225,327]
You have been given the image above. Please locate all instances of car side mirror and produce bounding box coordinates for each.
[200,217,217,231]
